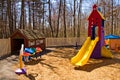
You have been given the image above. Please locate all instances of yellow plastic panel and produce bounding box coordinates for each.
[101,46,113,58]
[71,37,91,64]
[75,37,99,66]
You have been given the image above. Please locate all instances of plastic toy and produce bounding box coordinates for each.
[15,44,26,74]
[22,47,42,62]
[71,4,113,66]
[15,44,42,74]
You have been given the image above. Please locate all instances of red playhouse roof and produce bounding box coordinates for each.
[88,4,105,20]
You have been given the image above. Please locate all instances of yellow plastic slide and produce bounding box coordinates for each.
[71,37,99,66]
[101,46,113,58]
[71,37,91,64]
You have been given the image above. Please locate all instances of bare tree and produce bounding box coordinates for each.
[48,0,54,37]
[42,2,45,34]
[56,0,62,37]
[32,1,35,29]
[77,0,82,37]
[7,0,13,34]
[28,0,32,29]
[111,0,113,34]
[20,0,25,29]
[13,1,17,30]
[0,0,120,38]
[73,0,76,37]
[63,0,67,37]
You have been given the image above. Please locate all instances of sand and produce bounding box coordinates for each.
[15,48,120,80]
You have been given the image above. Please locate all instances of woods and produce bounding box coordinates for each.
[0,0,120,38]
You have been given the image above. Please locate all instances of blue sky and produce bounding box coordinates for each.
[52,0,120,14]
[81,0,120,14]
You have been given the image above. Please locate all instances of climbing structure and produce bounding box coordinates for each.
[71,4,113,66]
[88,4,105,58]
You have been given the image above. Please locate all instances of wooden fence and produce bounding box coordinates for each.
[0,38,11,58]
[0,37,86,57]
[46,37,86,47]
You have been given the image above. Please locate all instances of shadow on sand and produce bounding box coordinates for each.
[46,47,78,60]
[25,73,38,80]
[40,61,58,72]
[74,55,120,72]
[25,58,46,65]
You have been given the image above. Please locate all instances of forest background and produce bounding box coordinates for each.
[0,0,120,38]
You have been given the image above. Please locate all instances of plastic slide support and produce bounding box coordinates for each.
[101,46,113,58]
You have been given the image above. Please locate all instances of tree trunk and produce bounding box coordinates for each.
[32,1,36,30]
[77,0,82,37]
[42,3,45,34]
[28,1,32,29]
[20,0,25,29]
[111,0,113,34]
[7,0,13,35]
[48,0,54,37]
[1,0,4,38]
[12,1,15,31]
[56,0,62,37]
[13,4,16,30]
[73,0,76,37]
[63,0,66,37]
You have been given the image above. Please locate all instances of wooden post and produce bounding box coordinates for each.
[19,44,24,69]
[19,54,23,69]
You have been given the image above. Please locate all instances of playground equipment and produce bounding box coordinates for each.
[105,34,120,52]
[71,4,113,66]
[15,44,26,74]
[23,47,42,62]
[15,44,42,74]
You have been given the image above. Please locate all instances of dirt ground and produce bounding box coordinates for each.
[0,55,18,80]
[1,47,120,80]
